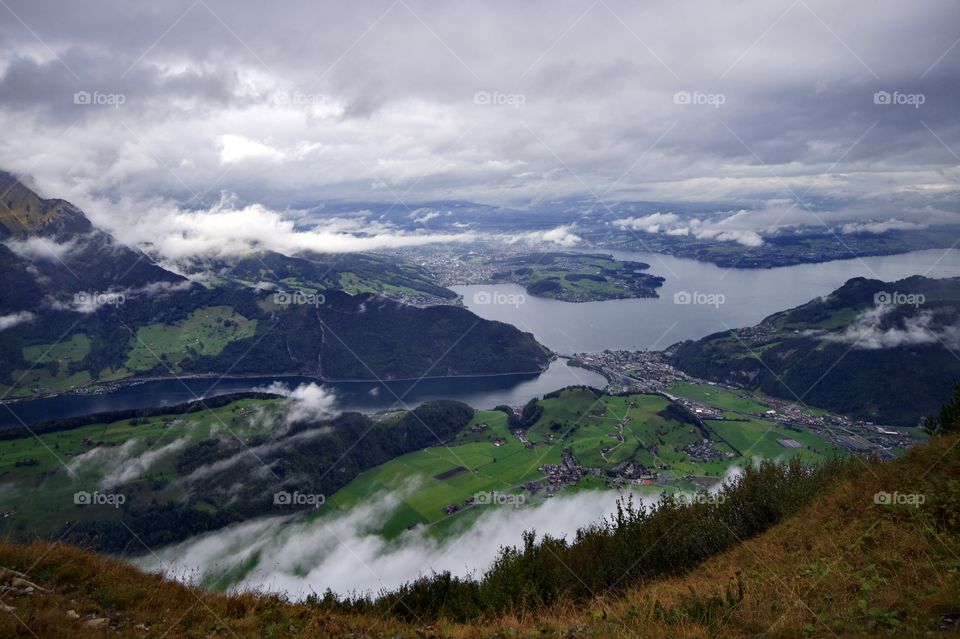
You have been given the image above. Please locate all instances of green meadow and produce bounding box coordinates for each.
[125,306,257,372]
[0,384,843,544]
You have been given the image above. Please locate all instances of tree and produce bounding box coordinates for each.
[922,380,960,436]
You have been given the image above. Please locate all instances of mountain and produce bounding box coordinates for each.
[0,430,956,637]
[666,275,960,425]
[0,173,550,398]
[0,171,92,238]
[0,171,185,317]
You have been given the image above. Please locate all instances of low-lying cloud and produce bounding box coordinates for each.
[256,382,339,425]
[67,436,190,488]
[840,219,929,234]
[512,224,583,248]
[139,487,634,597]
[4,236,79,261]
[614,211,765,247]
[0,311,34,331]
[824,304,960,350]
[99,193,476,268]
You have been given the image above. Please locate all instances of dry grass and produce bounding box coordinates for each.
[3,435,959,638]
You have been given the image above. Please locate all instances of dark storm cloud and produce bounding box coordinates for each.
[0,50,242,121]
[0,0,957,259]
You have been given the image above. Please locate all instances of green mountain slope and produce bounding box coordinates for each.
[667,276,960,425]
[0,173,550,398]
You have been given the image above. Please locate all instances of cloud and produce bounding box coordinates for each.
[4,236,78,261]
[99,193,475,266]
[688,224,764,247]
[840,219,929,234]
[823,304,960,350]
[133,279,194,296]
[139,487,637,597]
[100,438,190,489]
[410,210,441,224]
[514,224,582,247]
[217,134,286,164]
[613,212,680,233]
[0,311,34,331]
[46,289,126,314]
[614,211,765,247]
[0,0,956,238]
[183,426,334,483]
[256,382,339,425]
[67,437,189,487]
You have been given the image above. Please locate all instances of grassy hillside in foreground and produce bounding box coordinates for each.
[1,433,957,638]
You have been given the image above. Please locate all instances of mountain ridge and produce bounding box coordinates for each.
[666,274,960,425]
[0,175,551,398]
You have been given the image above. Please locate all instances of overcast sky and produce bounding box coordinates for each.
[1,0,958,257]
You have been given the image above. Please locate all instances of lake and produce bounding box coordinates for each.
[0,358,605,429]
[4,248,957,427]
[454,248,960,353]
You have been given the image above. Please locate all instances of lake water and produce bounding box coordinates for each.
[454,248,960,353]
[5,248,957,427]
[0,358,605,428]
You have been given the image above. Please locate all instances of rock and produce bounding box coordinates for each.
[10,577,49,593]
[84,617,109,629]
[66,609,81,620]
[0,567,28,581]
[938,612,960,630]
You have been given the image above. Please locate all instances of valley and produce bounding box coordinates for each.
[1,368,919,561]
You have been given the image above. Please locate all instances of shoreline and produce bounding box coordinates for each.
[0,359,558,406]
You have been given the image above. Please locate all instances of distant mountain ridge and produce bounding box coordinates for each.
[667,275,960,425]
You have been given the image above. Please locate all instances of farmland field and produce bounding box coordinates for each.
[318,388,813,536]
[668,381,771,415]
[125,306,257,372]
